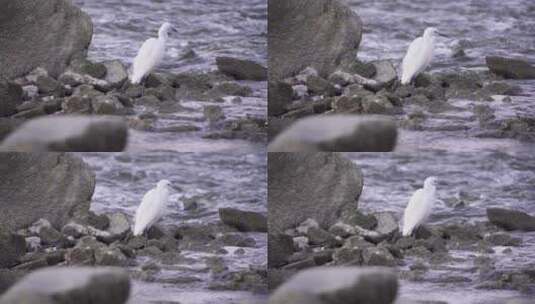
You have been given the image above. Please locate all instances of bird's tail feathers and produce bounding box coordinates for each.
[133,224,143,236]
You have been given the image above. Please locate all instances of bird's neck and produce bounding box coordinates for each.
[158,32,168,41]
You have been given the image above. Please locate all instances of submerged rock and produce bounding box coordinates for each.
[0,267,130,304]
[0,0,93,79]
[0,153,94,231]
[216,57,267,81]
[268,0,363,80]
[486,56,535,79]
[219,208,267,232]
[269,267,398,304]
[0,116,128,152]
[268,153,363,233]
[487,208,535,231]
[268,115,397,152]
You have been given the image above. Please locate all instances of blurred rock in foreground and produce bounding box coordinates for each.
[269,267,398,304]
[0,267,130,304]
[268,115,397,152]
[0,116,128,152]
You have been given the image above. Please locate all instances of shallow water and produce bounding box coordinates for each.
[72,0,267,152]
[347,0,535,152]
[346,152,535,303]
[80,153,267,303]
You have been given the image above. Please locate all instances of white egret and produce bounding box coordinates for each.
[402,176,438,237]
[130,22,177,85]
[133,179,173,236]
[401,27,443,85]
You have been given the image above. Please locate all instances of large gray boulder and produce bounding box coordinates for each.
[0,153,95,231]
[269,267,398,304]
[0,267,130,304]
[0,0,93,79]
[268,153,363,233]
[0,116,128,152]
[268,0,363,80]
[268,115,397,152]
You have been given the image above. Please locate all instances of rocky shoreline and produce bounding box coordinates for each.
[267,153,535,304]
[267,0,535,152]
[0,56,267,151]
[0,153,268,303]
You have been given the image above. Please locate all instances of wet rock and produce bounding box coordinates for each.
[203,105,225,123]
[362,246,396,266]
[91,95,126,115]
[481,82,522,96]
[219,208,267,232]
[69,59,107,79]
[269,0,363,80]
[88,211,110,231]
[61,222,89,239]
[0,229,26,268]
[268,234,294,268]
[306,75,337,97]
[307,227,340,247]
[0,116,128,152]
[486,56,535,79]
[485,233,522,246]
[73,84,104,99]
[21,85,39,101]
[340,59,377,78]
[146,225,166,240]
[126,235,147,250]
[61,96,91,114]
[296,218,320,235]
[220,233,256,248]
[35,75,62,95]
[268,115,397,152]
[0,267,130,304]
[375,212,399,239]
[216,57,267,81]
[369,60,398,91]
[11,99,62,119]
[0,0,93,79]
[94,246,128,266]
[268,153,362,233]
[0,153,94,231]
[101,213,130,243]
[102,60,128,88]
[269,267,398,304]
[342,211,377,230]
[0,81,23,117]
[329,222,356,238]
[487,208,535,231]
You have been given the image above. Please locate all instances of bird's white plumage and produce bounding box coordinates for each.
[402,177,437,236]
[130,22,175,85]
[133,179,171,236]
[401,27,438,85]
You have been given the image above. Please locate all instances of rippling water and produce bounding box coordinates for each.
[73,0,267,152]
[347,0,535,152]
[80,153,267,304]
[346,152,535,303]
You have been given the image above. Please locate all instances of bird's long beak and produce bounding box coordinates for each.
[171,27,179,34]
[438,32,449,38]
[170,184,180,191]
